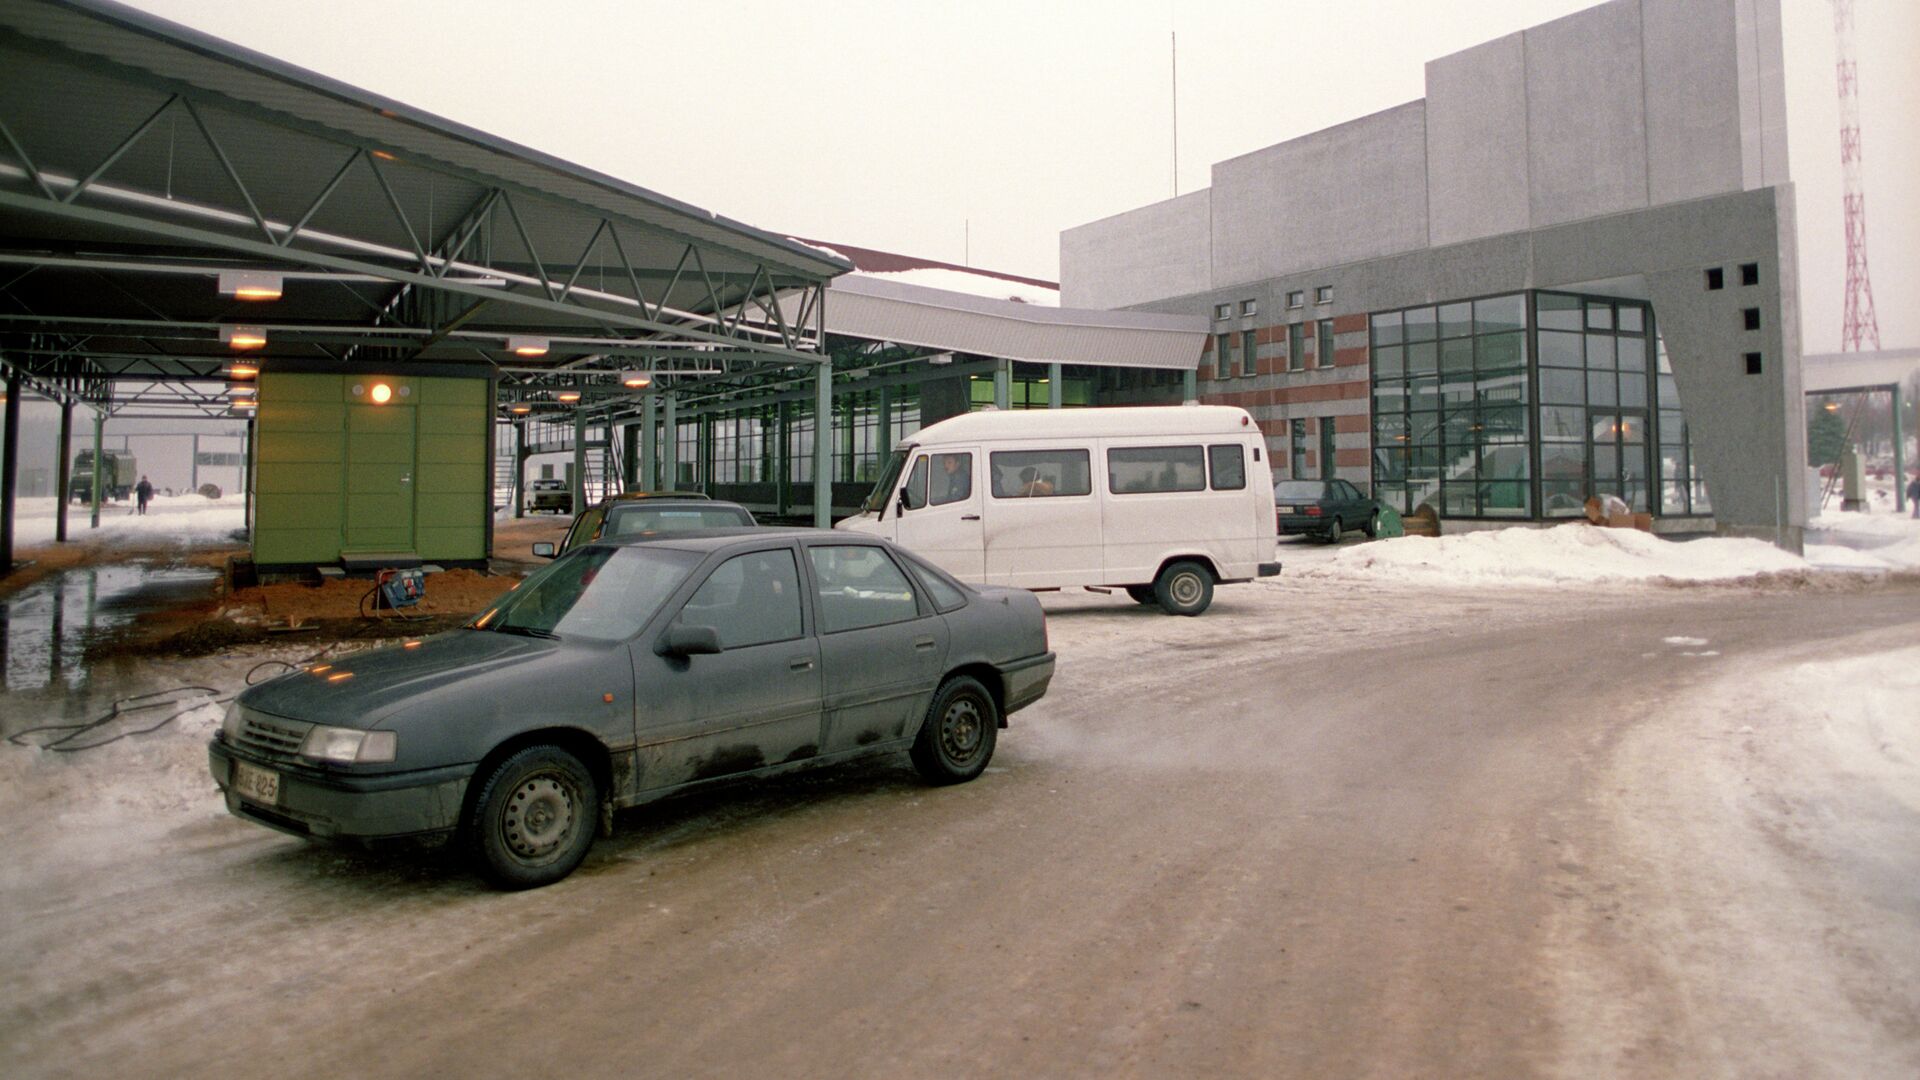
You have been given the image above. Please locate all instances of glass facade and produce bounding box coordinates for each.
[1369,290,1708,520]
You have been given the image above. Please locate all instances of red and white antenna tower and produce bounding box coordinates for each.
[1832,0,1880,351]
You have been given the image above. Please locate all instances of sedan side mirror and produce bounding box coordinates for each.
[657,624,722,657]
[531,542,556,558]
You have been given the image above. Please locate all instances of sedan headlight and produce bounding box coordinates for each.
[299,726,397,764]
[222,701,244,742]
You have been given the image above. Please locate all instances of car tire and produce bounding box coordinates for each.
[1124,585,1156,605]
[1153,560,1213,616]
[467,745,599,890]
[1324,518,1343,545]
[911,675,999,785]
[1364,510,1380,539]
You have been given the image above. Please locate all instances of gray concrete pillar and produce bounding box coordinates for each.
[1048,363,1063,408]
[571,407,587,514]
[993,359,1011,410]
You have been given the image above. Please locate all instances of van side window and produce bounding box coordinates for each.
[989,450,1091,498]
[902,456,929,510]
[1107,446,1206,494]
[930,453,972,505]
[1208,444,1247,490]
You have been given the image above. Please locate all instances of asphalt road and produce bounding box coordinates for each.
[6,577,1918,1079]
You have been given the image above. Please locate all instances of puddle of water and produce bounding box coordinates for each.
[0,563,218,692]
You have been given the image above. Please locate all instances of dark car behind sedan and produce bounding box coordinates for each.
[1275,479,1382,543]
[548,493,754,558]
[209,529,1055,889]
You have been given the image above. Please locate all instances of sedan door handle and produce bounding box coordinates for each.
[912,637,937,652]
[788,657,815,671]
[960,514,980,521]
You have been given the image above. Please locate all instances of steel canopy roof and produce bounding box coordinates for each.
[0,0,848,416]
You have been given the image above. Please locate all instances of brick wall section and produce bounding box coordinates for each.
[1193,313,1373,487]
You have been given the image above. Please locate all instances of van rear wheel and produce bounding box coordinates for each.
[1153,561,1213,617]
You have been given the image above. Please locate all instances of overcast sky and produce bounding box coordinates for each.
[7,1,1918,490]
[110,0,1918,356]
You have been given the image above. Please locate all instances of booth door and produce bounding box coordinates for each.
[345,404,416,552]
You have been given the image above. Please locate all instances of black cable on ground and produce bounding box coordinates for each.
[7,686,226,753]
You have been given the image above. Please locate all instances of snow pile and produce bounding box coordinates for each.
[12,492,244,547]
[1297,523,1810,586]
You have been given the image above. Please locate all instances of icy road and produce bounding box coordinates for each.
[4,574,1918,1079]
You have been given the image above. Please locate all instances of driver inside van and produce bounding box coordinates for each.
[938,453,972,502]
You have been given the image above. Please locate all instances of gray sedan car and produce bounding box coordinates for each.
[209,530,1055,888]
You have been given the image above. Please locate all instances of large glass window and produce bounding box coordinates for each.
[1371,289,1706,520]
[1369,293,1532,517]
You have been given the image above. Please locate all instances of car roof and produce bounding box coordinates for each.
[595,490,712,504]
[599,526,867,553]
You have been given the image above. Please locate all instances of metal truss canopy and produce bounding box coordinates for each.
[0,0,848,416]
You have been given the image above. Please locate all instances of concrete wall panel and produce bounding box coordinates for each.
[1059,189,1212,310]
[1524,0,1649,227]
[1425,33,1530,246]
[1642,0,1745,205]
[1209,102,1429,287]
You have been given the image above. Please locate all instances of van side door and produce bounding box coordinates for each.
[893,448,985,581]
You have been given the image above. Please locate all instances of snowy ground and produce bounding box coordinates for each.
[1,557,1915,1076]
[10,493,245,548]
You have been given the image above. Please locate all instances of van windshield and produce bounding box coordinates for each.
[863,447,914,512]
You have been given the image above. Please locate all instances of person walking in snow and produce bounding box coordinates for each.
[1907,471,1919,519]
[135,474,154,516]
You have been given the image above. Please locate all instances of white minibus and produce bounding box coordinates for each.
[835,405,1280,615]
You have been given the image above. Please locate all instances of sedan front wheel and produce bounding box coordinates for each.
[467,745,599,890]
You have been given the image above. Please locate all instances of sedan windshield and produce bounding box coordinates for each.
[1274,481,1331,501]
[472,545,698,641]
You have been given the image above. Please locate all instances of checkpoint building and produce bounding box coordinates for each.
[1061,0,1807,545]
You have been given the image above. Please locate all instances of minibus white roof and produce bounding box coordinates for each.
[899,406,1258,447]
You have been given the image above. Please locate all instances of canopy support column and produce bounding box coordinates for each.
[662,393,678,491]
[89,408,103,528]
[0,367,20,576]
[1048,363,1063,408]
[55,401,71,542]
[993,359,1010,410]
[571,407,587,514]
[813,361,831,527]
[639,392,656,492]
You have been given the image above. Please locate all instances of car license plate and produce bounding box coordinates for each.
[1276,505,1295,514]
[232,759,281,806]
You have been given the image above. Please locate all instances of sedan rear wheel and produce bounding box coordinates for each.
[911,675,999,785]
[468,745,599,890]
[1324,517,1343,545]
